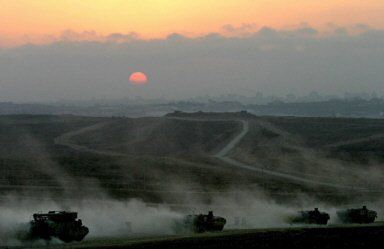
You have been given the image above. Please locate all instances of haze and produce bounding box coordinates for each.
[0,1,384,102]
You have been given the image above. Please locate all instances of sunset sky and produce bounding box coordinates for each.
[1,0,384,102]
[1,0,384,47]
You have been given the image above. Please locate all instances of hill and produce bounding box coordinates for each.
[0,112,384,205]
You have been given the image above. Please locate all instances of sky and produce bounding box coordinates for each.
[1,0,384,47]
[0,1,384,102]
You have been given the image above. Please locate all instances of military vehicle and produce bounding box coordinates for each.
[337,206,377,224]
[288,208,330,225]
[28,211,89,242]
[180,211,226,233]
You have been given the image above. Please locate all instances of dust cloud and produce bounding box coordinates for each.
[2,186,384,246]
[2,119,384,246]
[0,196,182,245]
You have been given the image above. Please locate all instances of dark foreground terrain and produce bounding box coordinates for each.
[21,224,384,249]
[1,113,384,204]
[1,113,384,248]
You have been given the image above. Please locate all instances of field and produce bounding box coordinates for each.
[1,112,384,201]
[1,112,384,248]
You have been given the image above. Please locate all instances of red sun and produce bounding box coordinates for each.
[129,72,148,85]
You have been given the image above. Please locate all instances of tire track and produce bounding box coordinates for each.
[213,120,364,190]
[54,121,126,156]
[54,117,367,190]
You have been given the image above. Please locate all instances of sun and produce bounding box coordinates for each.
[129,72,148,85]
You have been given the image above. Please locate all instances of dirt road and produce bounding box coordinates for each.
[213,120,362,189]
[54,117,363,189]
[54,122,126,156]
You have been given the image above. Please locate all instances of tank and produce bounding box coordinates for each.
[28,211,89,242]
[337,206,377,224]
[289,208,330,225]
[181,211,226,233]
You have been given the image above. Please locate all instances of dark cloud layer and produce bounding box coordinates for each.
[0,26,383,102]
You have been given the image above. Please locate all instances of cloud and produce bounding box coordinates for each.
[47,30,139,43]
[166,33,189,42]
[294,27,318,36]
[59,30,100,41]
[106,32,139,42]
[222,23,259,36]
[0,26,384,102]
[353,23,371,32]
[0,34,17,49]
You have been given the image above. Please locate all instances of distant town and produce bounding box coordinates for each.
[1,92,384,118]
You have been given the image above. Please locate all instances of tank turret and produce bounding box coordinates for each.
[28,211,89,242]
[337,206,377,224]
[179,211,226,233]
[288,208,330,225]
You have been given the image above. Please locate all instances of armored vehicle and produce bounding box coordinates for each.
[289,208,330,225]
[182,211,226,233]
[28,211,89,242]
[337,206,377,224]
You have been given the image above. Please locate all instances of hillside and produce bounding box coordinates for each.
[0,113,384,205]
[70,117,240,156]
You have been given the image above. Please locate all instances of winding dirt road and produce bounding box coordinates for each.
[213,120,361,189]
[54,121,126,157]
[55,117,367,190]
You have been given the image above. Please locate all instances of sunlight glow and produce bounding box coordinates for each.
[1,0,383,47]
